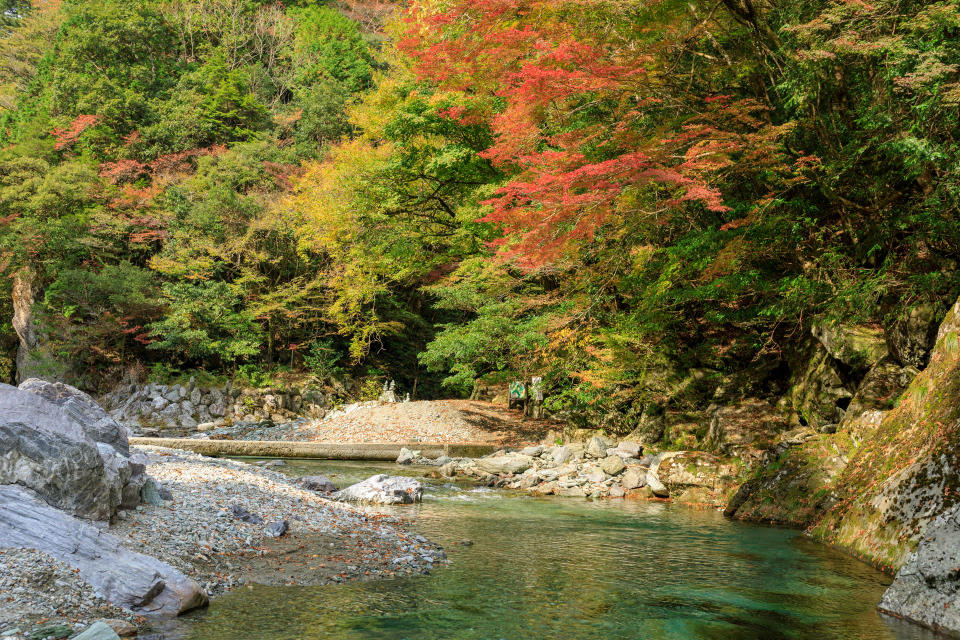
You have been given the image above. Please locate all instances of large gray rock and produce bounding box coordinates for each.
[615,441,642,457]
[0,483,207,616]
[646,471,670,498]
[0,384,115,520]
[19,378,129,455]
[621,467,647,490]
[334,474,423,505]
[879,505,960,634]
[585,436,612,458]
[18,379,145,513]
[476,454,534,475]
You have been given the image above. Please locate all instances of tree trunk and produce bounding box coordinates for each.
[12,269,38,383]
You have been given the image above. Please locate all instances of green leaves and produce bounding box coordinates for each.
[148,280,262,364]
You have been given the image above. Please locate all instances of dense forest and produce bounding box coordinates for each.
[2,0,959,429]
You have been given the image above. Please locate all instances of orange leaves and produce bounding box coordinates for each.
[51,114,100,150]
[99,158,148,185]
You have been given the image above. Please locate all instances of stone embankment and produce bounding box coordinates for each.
[0,380,445,640]
[98,381,328,434]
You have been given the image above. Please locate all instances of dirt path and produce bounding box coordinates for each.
[298,399,559,446]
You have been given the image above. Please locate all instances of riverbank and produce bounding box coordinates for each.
[0,445,445,639]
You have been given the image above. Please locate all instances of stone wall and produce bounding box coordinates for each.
[99,381,329,435]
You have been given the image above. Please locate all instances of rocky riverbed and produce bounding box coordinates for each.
[0,380,445,640]
[109,446,445,598]
[1,445,446,639]
[398,436,743,509]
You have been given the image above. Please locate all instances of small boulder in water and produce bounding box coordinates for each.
[334,474,423,505]
[396,448,419,465]
[621,467,647,490]
[646,471,669,498]
[476,454,533,475]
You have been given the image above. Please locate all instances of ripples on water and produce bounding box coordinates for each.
[169,460,939,640]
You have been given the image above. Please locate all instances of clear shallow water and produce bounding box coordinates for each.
[169,460,937,640]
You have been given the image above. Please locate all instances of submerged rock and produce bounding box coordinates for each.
[296,475,338,493]
[0,483,207,617]
[335,474,423,505]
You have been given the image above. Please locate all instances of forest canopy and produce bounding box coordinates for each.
[1,0,958,426]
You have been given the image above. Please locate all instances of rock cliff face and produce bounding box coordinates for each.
[878,504,960,634]
[711,295,960,635]
[12,271,41,382]
[810,296,960,569]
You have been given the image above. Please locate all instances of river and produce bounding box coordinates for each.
[167,459,937,640]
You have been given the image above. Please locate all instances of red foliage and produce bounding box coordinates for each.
[397,0,776,267]
[150,144,226,178]
[51,115,100,151]
[99,159,149,185]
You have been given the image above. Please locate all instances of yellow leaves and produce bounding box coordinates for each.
[629,244,655,274]
[284,140,403,361]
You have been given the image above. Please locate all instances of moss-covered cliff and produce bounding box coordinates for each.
[724,296,960,574]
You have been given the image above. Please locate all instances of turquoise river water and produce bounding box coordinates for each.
[168,460,938,640]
